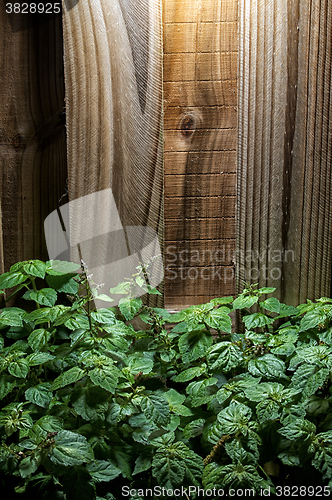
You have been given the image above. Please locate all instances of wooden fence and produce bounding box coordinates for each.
[0,0,331,311]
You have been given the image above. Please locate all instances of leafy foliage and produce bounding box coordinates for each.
[0,264,331,498]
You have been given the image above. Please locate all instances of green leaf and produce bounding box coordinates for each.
[26,352,55,366]
[88,364,119,393]
[23,260,47,278]
[19,455,38,478]
[28,328,53,351]
[182,419,205,439]
[51,367,86,391]
[46,260,80,275]
[0,308,24,327]
[86,460,122,482]
[205,308,232,333]
[300,310,328,332]
[207,342,243,373]
[64,314,90,331]
[186,377,218,407]
[119,297,142,320]
[216,401,252,434]
[163,388,186,406]
[8,358,29,378]
[0,374,17,399]
[278,419,316,440]
[127,353,154,375]
[210,296,234,306]
[31,415,63,438]
[232,295,258,310]
[25,383,53,408]
[91,308,116,325]
[260,297,281,313]
[248,354,286,380]
[289,364,329,398]
[26,308,53,325]
[109,281,131,295]
[133,449,154,475]
[174,365,207,382]
[0,271,27,289]
[178,328,213,363]
[29,288,57,307]
[46,274,79,294]
[140,394,171,426]
[243,313,274,329]
[61,466,96,500]
[71,383,109,422]
[51,430,94,466]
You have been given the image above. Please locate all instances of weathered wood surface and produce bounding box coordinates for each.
[61,0,163,304]
[237,0,332,306]
[0,8,66,269]
[163,0,238,309]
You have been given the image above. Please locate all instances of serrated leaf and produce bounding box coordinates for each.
[46,260,80,275]
[243,313,274,329]
[140,394,171,426]
[86,460,121,482]
[91,308,116,325]
[25,383,53,408]
[26,308,53,325]
[29,288,57,307]
[52,367,86,391]
[128,354,154,375]
[0,308,24,327]
[260,297,281,313]
[61,466,95,500]
[232,295,258,310]
[133,449,154,475]
[109,281,131,295]
[0,374,17,399]
[0,271,27,289]
[64,314,90,331]
[278,419,316,440]
[26,352,55,366]
[174,365,207,382]
[248,354,286,380]
[186,377,218,407]
[71,383,109,422]
[216,401,252,434]
[205,308,232,332]
[256,400,280,424]
[207,342,243,373]
[163,388,186,406]
[8,358,29,378]
[32,415,63,438]
[23,260,47,278]
[119,298,142,320]
[51,430,94,466]
[19,455,38,478]
[289,364,329,398]
[210,296,234,306]
[300,310,327,332]
[28,329,53,351]
[182,419,205,439]
[89,365,119,393]
[93,293,114,302]
[46,274,79,294]
[178,328,213,363]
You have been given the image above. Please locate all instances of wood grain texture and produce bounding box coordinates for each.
[0,8,66,270]
[163,0,238,309]
[237,0,332,306]
[61,0,163,304]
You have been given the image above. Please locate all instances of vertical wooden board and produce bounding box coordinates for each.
[61,0,163,304]
[0,8,66,270]
[163,0,238,310]
[237,0,332,308]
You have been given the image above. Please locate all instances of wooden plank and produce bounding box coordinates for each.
[163,0,237,309]
[62,0,163,305]
[164,106,237,130]
[164,128,236,153]
[164,22,237,53]
[165,173,236,197]
[163,0,238,23]
[165,218,235,241]
[165,239,236,266]
[165,268,235,298]
[164,151,237,175]
[164,196,235,219]
[237,0,332,307]
[163,52,238,82]
[0,6,66,270]
[164,81,237,108]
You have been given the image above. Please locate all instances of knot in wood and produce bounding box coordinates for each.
[180,114,196,138]
[12,133,22,151]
